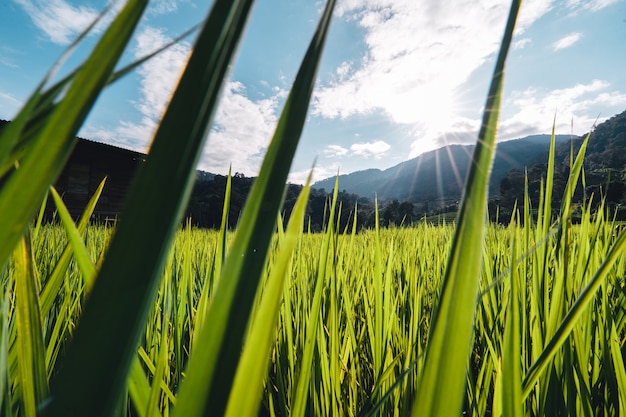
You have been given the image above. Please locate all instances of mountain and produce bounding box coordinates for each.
[313,134,573,204]
[499,109,626,212]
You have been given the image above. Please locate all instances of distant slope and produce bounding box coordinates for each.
[314,134,573,203]
[499,109,626,210]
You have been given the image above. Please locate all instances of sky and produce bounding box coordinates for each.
[1,0,625,184]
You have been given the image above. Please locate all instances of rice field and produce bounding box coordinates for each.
[3,0,626,415]
[2,185,626,417]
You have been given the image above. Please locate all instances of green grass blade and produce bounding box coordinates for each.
[292,178,340,417]
[0,292,9,414]
[610,322,626,415]
[146,322,170,417]
[557,132,590,224]
[224,176,312,417]
[211,167,232,295]
[541,118,557,233]
[359,361,417,417]
[522,230,626,398]
[13,232,48,417]
[32,191,48,242]
[193,168,230,348]
[411,2,521,416]
[127,356,151,417]
[172,3,335,416]
[47,0,256,415]
[502,232,523,417]
[49,187,97,291]
[39,178,106,317]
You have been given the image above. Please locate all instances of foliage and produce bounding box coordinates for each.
[498,110,626,220]
[3,1,626,417]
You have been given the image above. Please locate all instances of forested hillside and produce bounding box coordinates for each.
[497,110,626,219]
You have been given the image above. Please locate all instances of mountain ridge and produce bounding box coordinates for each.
[313,134,574,204]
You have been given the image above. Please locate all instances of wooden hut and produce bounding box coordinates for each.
[51,138,145,220]
[0,119,144,220]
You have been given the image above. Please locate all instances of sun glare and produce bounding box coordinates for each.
[404,84,463,157]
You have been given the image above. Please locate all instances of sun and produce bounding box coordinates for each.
[403,85,463,158]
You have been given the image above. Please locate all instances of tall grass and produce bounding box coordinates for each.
[2,0,626,416]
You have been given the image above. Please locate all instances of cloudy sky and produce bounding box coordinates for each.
[1,0,625,183]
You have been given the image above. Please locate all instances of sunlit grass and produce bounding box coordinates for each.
[2,0,626,415]
[2,192,625,416]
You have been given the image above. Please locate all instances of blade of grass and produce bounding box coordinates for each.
[192,169,230,350]
[47,0,256,415]
[502,231,523,417]
[32,191,48,242]
[292,179,340,417]
[39,177,106,317]
[127,356,151,417]
[411,2,521,416]
[224,174,312,417]
[358,361,417,417]
[172,3,335,415]
[0,292,8,414]
[13,231,48,417]
[211,167,232,294]
[610,321,626,415]
[522,230,626,398]
[146,297,171,417]
[49,187,97,291]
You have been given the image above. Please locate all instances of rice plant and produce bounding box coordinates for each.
[1,0,626,416]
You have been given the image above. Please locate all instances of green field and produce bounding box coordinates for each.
[3,201,626,416]
[3,0,626,415]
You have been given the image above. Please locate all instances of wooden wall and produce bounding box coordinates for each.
[51,139,144,220]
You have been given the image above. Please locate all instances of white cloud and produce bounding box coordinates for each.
[319,1,502,123]
[323,140,391,159]
[566,0,620,12]
[149,0,181,15]
[500,79,626,139]
[0,91,22,118]
[324,144,349,157]
[409,118,480,158]
[134,27,191,120]
[200,82,280,175]
[320,1,555,116]
[315,0,555,159]
[80,26,190,152]
[335,61,352,80]
[0,45,20,69]
[406,80,626,158]
[96,26,192,151]
[82,26,282,176]
[513,38,532,50]
[516,0,555,30]
[350,140,391,158]
[12,0,100,44]
[288,164,338,185]
[552,32,582,51]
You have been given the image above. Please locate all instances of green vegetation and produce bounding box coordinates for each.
[2,0,626,416]
[5,150,626,416]
[498,110,626,221]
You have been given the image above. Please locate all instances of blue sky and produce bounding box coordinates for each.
[1,0,625,184]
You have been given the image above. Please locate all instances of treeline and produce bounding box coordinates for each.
[494,110,626,221]
[184,173,438,231]
[187,110,626,229]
